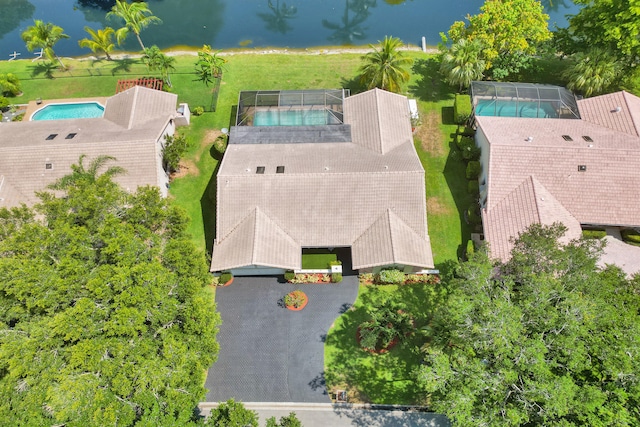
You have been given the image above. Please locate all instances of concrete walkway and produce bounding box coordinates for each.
[198,402,451,427]
[599,229,640,276]
[205,276,359,403]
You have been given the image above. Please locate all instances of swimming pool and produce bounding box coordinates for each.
[31,102,105,121]
[254,109,340,126]
[474,99,559,118]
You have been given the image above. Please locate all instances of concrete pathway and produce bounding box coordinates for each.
[599,229,640,276]
[205,276,359,403]
[198,402,451,427]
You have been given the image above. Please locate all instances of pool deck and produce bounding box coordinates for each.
[24,97,108,120]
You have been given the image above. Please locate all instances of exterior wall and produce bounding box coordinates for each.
[175,103,191,126]
[229,265,287,276]
[475,126,491,207]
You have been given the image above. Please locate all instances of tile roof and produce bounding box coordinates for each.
[482,176,582,261]
[211,89,433,272]
[0,87,178,208]
[477,90,640,261]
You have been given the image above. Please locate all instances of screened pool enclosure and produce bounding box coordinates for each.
[470,82,581,119]
[235,89,349,127]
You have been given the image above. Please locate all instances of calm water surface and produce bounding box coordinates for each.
[0,0,579,58]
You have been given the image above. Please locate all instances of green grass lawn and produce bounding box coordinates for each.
[301,249,338,269]
[324,282,448,404]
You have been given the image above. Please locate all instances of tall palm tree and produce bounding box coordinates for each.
[21,20,69,69]
[563,48,620,97]
[143,45,176,87]
[78,26,117,60]
[440,38,485,92]
[106,0,161,51]
[358,35,413,93]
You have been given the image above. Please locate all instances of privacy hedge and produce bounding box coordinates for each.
[454,94,472,124]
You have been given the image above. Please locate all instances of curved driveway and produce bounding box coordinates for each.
[205,276,359,403]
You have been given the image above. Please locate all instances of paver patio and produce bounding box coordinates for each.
[205,275,359,403]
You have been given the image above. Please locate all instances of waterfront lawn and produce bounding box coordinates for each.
[324,282,447,404]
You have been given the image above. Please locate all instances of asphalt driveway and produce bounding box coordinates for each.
[205,276,359,403]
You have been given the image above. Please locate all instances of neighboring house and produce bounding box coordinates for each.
[210,88,434,276]
[0,86,189,207]
[471,82,640,261]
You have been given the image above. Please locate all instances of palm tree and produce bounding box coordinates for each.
[106,0,161,51]
[358,35,413,93]
[194,45,227,87]
[563,48,620,97]
[78,26,117,60]
[49,155,125,191]
[439,38,486,92]
[143,45,176,87]
[21,20,69,69]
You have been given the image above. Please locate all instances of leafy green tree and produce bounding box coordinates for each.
[563,48,620,97]
[205,399,259,427]
[415,223,640,426]
[107,0,161,51]
[0,73,21,96]
[143,45,176,87]
[358,35,413,93]
[194,44,227,86]
[0,156,220,426]
[78,26,117,60]
[444,0,551,79]
[439,38,485,91]
[21,19,70,69]
[358,295,414,351]
[163,133,190,172]
[266,412,303,427]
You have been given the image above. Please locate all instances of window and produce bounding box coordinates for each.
[578,165,587,172]
[65,133,77,139]
[45,163,53,170]
[276,166,285,174]
[256,166,265,174]
[582,135,593,142]
[562,135,573,141]
[45,134,58,140]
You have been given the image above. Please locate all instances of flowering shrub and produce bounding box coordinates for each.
[284,290,307,308]
[377,269,405,284]
[290,273,331,284]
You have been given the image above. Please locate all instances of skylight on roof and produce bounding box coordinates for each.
[46,134,58,140]
[256,166,265,174]
[65,133,77,139]
[562,135,573,141]
[582,135,593,142]
[276,166,285,174]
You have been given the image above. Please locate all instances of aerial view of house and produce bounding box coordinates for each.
[471,81,640,261]
[210,88,434,275]
[0,85,188,207]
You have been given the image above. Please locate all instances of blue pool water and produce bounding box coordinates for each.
[31,102,105,121]
[475,99,559,118]
[254,109,339,126]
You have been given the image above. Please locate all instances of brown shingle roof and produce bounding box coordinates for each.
[210,89,433,272]
[577,91,640,136]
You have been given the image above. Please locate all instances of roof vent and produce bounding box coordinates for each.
[276,166,285,174]
[582,135,593,142]
[578,165,587,172]
[614,106,622,113]
[65,132,77,140]
[562,135,573,141]
[45,163,53,170]
[256,166,265,174]
[45,134,58,140]
[526,136,534,142]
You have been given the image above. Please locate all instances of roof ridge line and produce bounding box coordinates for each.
[386,209,396,262]
[529,176,542,223]
[251,207,260,264]
[622,91,640,137]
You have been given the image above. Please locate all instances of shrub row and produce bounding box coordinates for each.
[359,270,439,285]
[582,229,607,239]
[454,93,472,124]
[622,229,640,246]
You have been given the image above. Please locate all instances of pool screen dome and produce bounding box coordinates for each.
[470,81,580,119]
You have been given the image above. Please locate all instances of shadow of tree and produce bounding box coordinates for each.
[110,57,138,75]
[409,58,454,103]
[308,371,326,392]
[341,75,366,95]
[29,61,57,79]
[332,406,451,427]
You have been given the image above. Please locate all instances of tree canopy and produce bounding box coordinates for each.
[358,35,413,93]
[0,156,220,426]
[443,0,551,80]
[21,19,70,69]
[416,223,640,426]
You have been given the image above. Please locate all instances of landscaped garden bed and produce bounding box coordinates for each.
[359,269,439,286]
[284,289,308,311]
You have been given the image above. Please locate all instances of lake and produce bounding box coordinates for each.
[0,0,579,58]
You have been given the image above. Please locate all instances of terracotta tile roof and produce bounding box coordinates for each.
[0,87,178,208]
[210,89,433,272]
[210,208,301,271]
[483,176,582,261]
[477,90,640,261]
[577,91,640,136]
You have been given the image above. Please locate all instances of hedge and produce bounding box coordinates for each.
[457,125,475,136]
[377,269,405,285]
[582,229,606,239]
[621,229,640,246]
[466,161,481,179]
[454,94,472,124]
[468,180,480,195]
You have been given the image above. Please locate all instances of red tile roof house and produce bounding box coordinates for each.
[0,86,189,207]
[210,89,434,276]
[472,82,640,262]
